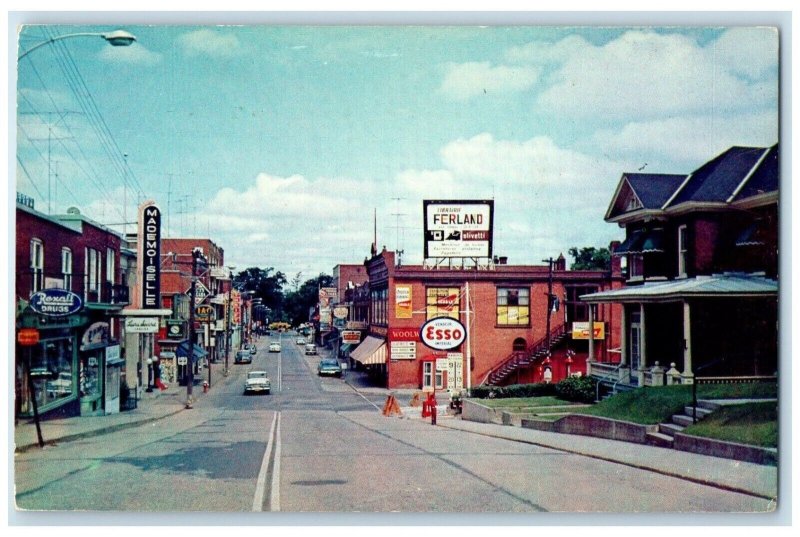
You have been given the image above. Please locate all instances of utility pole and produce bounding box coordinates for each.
[225,266,235,376]
[543,257,554,352]
[186,248,202,408]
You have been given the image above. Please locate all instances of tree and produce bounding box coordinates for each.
[282,273,333,326]
[568,246,611,271]
[233,267,287,315]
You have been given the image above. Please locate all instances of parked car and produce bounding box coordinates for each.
[248,344,257,355]
[269,342,281,353]
[235,350,252,364]
[243,370,271,395]
[317,358,342,377]
[296,337,307,345]
[304,343,317,355]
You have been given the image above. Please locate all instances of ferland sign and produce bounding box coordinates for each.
[420,317,466,351]
[423,200,494,259]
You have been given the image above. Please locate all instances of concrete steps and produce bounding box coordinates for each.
[646,400,719,448]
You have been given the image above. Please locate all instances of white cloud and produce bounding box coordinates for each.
[438,61,539,101]
[712,27,779,80]
[533,29,778,121]
[590,111,779,166]
[178,29,242,58]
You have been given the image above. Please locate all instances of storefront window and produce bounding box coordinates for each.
[422,361,433,389]
[80,353,101,398]
[496,287,530,326]
[28,335,74,410]
[426,287,460,320]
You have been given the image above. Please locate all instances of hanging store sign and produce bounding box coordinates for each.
[423,200,494,259]
[195,304,215,321]
[29,288,83,317]
[81,322,110,351]
[333,306,349,319]
[125,317,159,333]
[188,281,211,305]
[572,322,605,340]
[139,202,162,309]
[342,330,362,344]
[17,328,40,346]
[419,317,466,351]
[395,285,412,319]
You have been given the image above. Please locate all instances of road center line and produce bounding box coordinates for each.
[252,411,277,512]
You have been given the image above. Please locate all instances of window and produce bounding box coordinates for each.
[61,248,73,290]
[496,287,530,326]
[628,253,644,279]
[677,225,688,277]
[426,287,460,320]
[30,239,44,293]
[370,287,388,325]
[106,248,115,284]
[422,361,433,390]
[85,248,101,300]
[565,285,599,323]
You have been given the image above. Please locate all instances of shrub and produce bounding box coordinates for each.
[555,376,597,403]
[468,382,557,399]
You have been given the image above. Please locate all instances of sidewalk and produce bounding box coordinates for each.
[14,360,778,502]
[14,379,190,453]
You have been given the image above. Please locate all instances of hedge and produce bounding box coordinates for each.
[470,377,597,403]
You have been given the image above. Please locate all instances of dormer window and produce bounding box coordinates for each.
[625,194,642,212]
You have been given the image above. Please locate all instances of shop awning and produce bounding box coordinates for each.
[176,340,208,360]
[350,336,386,366]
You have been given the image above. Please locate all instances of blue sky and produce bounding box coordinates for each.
[14,23,779,279]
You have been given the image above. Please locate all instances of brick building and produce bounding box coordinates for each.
[15,200,129,419]
[349,249,623,392]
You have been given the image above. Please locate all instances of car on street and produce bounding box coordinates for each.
[317,358,342,377]
[269,342,281,352]
[243,370,271,395]
[304,343,317,355]
[248,344,257,355]
[234,350,252,364]
[296,337,307,345]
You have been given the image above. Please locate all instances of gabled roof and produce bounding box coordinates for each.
[666,146,772,207]
[605,173,686,221]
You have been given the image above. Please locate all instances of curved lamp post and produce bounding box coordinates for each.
[18,29,137,60]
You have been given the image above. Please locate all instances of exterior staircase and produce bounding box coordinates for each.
[645,400,719,448]
[484,324,569,386]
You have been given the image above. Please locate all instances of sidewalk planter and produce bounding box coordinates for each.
[673,432,778,466]
[549,415,657,444]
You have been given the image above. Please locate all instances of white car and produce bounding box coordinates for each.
[296,337,307,345]
[304,343,317,355]
[269,342,281,352]
[243,371,271,395]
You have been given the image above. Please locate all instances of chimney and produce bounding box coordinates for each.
[554,253,566,271]
[609,240,622,276]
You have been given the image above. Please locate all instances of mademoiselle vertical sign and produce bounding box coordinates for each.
[138,201,161,309]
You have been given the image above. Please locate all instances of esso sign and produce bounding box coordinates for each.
[420,317,466,350]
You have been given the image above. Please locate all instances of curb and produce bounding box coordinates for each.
[14,407,187,454]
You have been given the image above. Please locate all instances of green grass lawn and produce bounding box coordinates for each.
[682,402,778,448]
[470,382,778,447]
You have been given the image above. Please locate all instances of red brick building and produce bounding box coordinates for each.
[15,200,129,419]
[350,249,623,392]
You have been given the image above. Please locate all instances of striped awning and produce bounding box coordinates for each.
[350,336,386,366]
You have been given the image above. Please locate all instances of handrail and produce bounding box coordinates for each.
[480,323,568,386]
[595,361,625,403]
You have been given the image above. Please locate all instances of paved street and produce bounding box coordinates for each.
[13,332,775,516]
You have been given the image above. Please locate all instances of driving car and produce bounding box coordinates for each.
[269,342,281,352]
[317,358,342,377]
[304,343,317,355]
[234,349,252,364]
[296,337,307,345]
[243,370,271,395]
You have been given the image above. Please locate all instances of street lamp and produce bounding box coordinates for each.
[18,29,137,60]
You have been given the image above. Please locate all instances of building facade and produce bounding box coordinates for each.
[349,249,623,392]
[582,144,779,388]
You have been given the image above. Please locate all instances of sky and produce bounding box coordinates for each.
[13,20,780,281]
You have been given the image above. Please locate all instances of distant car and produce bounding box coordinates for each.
[243,370,271,395]
[234,350,252,364]
[317,358,342,377]
[248,344,257,355]
[304,343,317,355]
[269,342,281,352]
[296,337,307,345]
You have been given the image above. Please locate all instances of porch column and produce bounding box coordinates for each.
[637,303,647,385]
[588,303,595,363]
[682,300,694,384]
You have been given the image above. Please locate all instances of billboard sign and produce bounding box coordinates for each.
[395,285,412,319]
[423,200,493,259]
[420,317,466,351]
[29,288,83,317]
[138,202,162,309]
